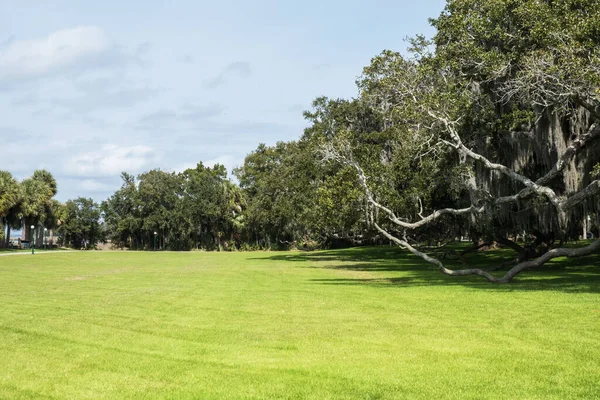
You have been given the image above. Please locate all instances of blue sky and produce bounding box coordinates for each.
[0,0,446,202]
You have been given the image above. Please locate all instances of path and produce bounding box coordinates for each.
[0,251,77,257]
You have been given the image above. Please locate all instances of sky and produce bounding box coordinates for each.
[0,0,446,203]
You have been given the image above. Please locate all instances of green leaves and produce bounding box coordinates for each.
[18,170,58,226]
[0,171,21,218]
[101,164,247,250]
[58,198,102,247]
[592,163,600,178]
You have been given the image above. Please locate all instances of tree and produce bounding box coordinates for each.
[181,163,231,249]
[137,169,182,250]
[59,198,102,248]
[102,173,142,249]
[18,170,58,242]
[235,142,317,247]
[0,171,21,247]
[322,0,600,282]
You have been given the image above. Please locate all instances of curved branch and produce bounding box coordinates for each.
[376,218,600,283]
[496,239,600,283]
[560,180,600,210]
[349,155,484,229]
[537,123,600,186]
[494,122,600,206]
[575,95,600,120]
[496,237,526,255]
[372,221,502,281]
[323,141,600,283]
[430,111,563,208]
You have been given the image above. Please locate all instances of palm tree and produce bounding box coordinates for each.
[0,171,22,248]
[19,170,57,242]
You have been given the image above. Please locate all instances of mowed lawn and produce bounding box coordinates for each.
[0,248,599,399]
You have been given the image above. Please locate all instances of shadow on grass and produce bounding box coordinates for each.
[251,246,600,294]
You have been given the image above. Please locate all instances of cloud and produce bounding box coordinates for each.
[203,61,252,89]
[79,179,114,193]
[312,63,331,71]
[64,144,161,177]
[0,27,110,82]
[138,109,178,126]
[56,85,160,113]
[11,92,39,106]
[225,62,252,77]
[136,42,153,57]
[136,104,225,130]
[9,76,161,115]
[180,54,194,64]
[285,104,305,113]
[0,27,149,89]
[54,176,121,201]
[180,104,225,120]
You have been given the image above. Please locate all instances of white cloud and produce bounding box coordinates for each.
[136,104,225,131]
[0,26,111,82]
[203,61,252,89]
[65,144,161,177]
[79,179,114,192]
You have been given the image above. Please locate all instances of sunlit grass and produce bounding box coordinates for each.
[0,247,598,399]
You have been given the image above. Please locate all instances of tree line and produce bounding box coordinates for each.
[2,0,599,282]
[0,170,103,248]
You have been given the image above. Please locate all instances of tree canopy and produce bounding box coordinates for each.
[3,0,598,282]
[320,0,600,281]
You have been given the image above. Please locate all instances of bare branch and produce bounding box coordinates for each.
[372,221,507,282]
[375,218,600,283]
[493,239,600,283]
[350,148,485,229]
[575,95,600,120]
[560,180,600,211]
[429,111,560,208]
[321,131,600,283]
[537,123,600,186]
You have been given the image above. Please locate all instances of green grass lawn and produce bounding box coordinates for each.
[0,247,598,399]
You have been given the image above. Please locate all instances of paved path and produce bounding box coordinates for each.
[0,251,77,257]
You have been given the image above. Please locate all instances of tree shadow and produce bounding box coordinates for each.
[251,246,600,294]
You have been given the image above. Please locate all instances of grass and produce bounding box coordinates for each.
[0,247,65,253]
[0,248,30,253]
[0,247,598,399]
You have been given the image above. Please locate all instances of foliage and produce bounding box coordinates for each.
[0,171,21,219]
[102,165,245,250]
[6,0,600,260]
[0,171,21,247]
[58,197,103,248]
[313,0,600,281]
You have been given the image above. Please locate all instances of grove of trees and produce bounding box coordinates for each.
[1,0,598,282]
[0,170,62,247]
[0,169,105,249]
[101,165,244,250]
[319,0,600,281]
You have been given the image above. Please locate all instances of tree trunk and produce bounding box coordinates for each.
[4,222,10,248]
[583,216,588,239]
[21,218,31,241]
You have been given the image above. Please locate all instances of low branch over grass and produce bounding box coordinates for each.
[321,139,600,283]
